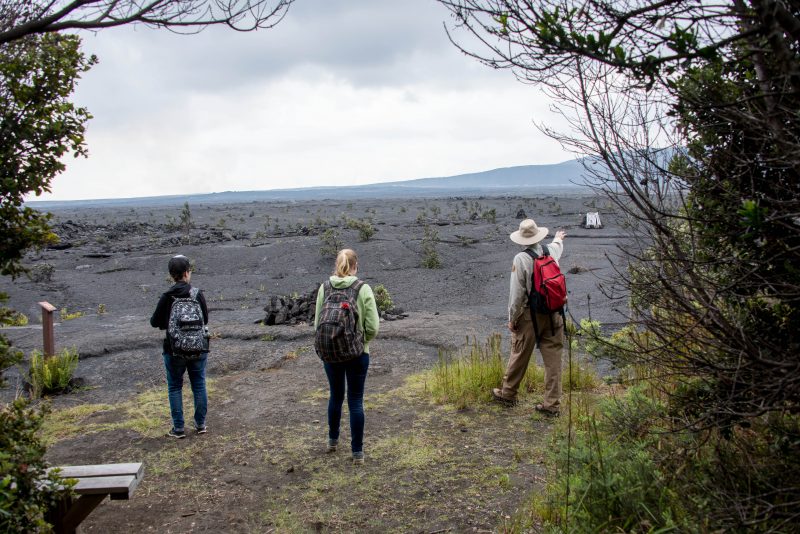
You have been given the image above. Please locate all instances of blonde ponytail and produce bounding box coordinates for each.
[334,249,358,277]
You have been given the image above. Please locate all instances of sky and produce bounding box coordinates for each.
[37,0,573,201]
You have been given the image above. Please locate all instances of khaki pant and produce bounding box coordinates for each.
[500,308,564,410]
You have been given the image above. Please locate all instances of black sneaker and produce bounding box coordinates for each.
[195,425,207,434]
[168,428,186,439]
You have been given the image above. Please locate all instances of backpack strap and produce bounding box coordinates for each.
[189,286,200,301]
[323,280,364,298]
[349,280,365,296]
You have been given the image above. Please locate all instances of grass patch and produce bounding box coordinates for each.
[59,308,84,321]
[40,380,220,445]
[419,334,600,409]
[146,441,203,476]
[39,403,115,445]
[371,434,443,469]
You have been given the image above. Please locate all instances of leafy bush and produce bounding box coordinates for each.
[0,399,73,533]
[1,311,28,327]
[29,348,79,398]
[179,201,193,234]
[372,284,393,313]
[0,294,24,387]
[319,229,342,258]
[27,263,54,283]
[345,217,375,241]
[420,225,442,269]
[535,385,687,533]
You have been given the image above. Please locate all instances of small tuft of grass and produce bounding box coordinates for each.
[372,434,442,469]
[59,308,84,321]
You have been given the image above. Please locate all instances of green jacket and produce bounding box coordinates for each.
[314,276,380,354]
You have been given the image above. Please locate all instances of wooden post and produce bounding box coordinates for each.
[38,301,56,357]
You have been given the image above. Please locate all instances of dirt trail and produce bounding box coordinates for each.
[36,315,556,533]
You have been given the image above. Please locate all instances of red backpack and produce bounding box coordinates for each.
[525,245,567,337]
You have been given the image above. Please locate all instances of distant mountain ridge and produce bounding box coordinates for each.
[28,159,587,209]
[396,159,584,188]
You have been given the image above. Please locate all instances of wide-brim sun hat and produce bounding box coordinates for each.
[510,218,548,246]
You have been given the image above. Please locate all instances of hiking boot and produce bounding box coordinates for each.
[492,388,517,407]
[168,428,186,439]
[352,452,365,465]
[534,404,560,417]
[195,425,207,434]
[327,438,338,453]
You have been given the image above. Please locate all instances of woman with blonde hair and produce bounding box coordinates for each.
[314,249,380,464]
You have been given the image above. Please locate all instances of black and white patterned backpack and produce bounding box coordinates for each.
[167,287,209,359]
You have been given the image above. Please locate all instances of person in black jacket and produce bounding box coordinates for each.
[150,255,209,438]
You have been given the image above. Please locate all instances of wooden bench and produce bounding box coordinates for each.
[47,462,144,534]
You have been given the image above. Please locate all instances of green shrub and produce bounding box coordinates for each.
[534,385,688,533]
[420,225,442,269]
[180,201,193,234]
[373,284,393,313]
[0,294,24,387]
[319,229,342,257]
[29,348,79,398]
[345,217,375,241]
[0,399,74,533]
[1,311,28,327]
[27,263,54,283]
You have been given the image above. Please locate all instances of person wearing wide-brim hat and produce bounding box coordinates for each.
[492,219,567,415]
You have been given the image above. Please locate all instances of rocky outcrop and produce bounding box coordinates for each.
[262,289,318,325]
[380,307,409,321]
[262,290,409,325]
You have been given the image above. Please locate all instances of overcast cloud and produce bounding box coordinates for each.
[39,0,573,201]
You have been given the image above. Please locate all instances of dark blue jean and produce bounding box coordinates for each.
[323,353,370,453]
[163,352,208,431]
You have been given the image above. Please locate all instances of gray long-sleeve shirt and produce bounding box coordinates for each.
[508,237,564,323]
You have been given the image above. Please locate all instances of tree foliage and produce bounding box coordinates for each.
[0,32,94,278]
[0,0,294,45]
[0,399,73,533]
[440,0,800,529]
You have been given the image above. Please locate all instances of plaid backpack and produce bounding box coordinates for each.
[314,280,365,363]
[167,287,209,359]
